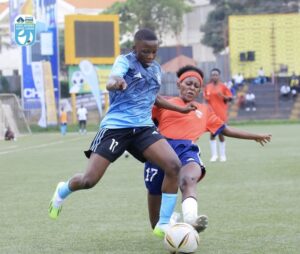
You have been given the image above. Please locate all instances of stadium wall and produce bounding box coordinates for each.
[229,14,300,79]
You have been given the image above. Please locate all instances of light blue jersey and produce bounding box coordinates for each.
[100,52,162,128]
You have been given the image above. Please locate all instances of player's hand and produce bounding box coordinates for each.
[254,134,272,146]
[107,77,128,91]
[180,102,197,113]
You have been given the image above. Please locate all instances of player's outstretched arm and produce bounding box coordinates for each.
[155,95,197,113]
[106,76,128,91]
[222,126,272,146]
[218,92,232,102]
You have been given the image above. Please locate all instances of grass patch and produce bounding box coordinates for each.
[0,124,299,253]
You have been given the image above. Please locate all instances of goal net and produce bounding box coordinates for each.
[0,94,31,140]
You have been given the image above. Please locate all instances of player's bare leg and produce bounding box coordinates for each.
[180,162,208,233]
[147,193,161,229]
[143,139,181,237]
[49,153,111,219]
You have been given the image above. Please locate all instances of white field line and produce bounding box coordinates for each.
[0,136,84,156]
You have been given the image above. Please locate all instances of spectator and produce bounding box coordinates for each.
[4,126,15,141]
[290,72,299,97]
[233,73,244,89]
[237,90,246,109]
[77,104,88,134]
[280,84,291,99]
[60,106,68,136]
[226,79,236,97]
[256,67,267,84]
[245,91,256,111]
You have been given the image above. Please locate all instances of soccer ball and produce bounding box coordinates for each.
[164,223,200,253]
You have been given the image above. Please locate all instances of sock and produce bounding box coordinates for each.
[53,181,72,208]
[157,193,178,225]
[210,140,217,158]
[219,141,226,158]
[58,181,72,199]
[182,197,198,224]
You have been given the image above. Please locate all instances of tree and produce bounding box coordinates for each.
[104,0,192,47]
[202,0,300,53]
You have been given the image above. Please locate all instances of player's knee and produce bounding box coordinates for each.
[81,176,97,189]
[179,175,197,191]
[165,159,181,176]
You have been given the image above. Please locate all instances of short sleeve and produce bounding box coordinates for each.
[110,55,130,77]
[206,106,225,134]
[203,85,209,101]
[223,84,233,97]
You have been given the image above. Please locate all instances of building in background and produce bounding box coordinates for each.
[0,0,216,76]
[229,14,300,79]
[0,1,22,76]
[0,0,125,76]
[161,0,215,63]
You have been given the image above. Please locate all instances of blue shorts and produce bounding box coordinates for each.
[144,139,206,195]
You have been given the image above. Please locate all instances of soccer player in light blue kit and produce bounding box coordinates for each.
[49,28,196,238]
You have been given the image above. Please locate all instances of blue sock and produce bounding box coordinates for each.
[158,193,178,225]
[58,181,72,199]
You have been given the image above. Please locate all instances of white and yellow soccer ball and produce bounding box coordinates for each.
[164,223,200,253]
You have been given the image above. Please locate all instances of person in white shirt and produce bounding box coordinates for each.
[77,104,88,134]
[257,67,266,84]
[280,84,291,99]
[233,73,244,88]
[245,92,256,111]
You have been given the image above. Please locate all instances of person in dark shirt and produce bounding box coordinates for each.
[5,126,15,141]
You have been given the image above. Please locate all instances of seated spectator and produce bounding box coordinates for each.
[290,72,299,97]
[245,91,256,111]
[280,84,291,99]
[236,90,246,109]
[254,67,267,85]
[226,79,236,97]
[4,126,15,141]
[233,73,244,89]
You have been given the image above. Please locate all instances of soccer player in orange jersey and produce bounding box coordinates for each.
[204,68,233,162]
[144,66,271,234]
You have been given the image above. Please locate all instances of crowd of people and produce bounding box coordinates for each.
[280,72,300,99]
[229,68,300,114]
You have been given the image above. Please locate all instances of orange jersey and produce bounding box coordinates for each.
[152,97,224,142]
[60,111,67,124]
[204,82,232,122]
